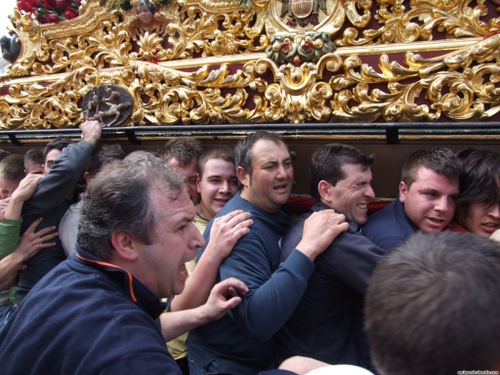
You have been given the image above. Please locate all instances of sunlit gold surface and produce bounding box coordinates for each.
[0,0,499,128]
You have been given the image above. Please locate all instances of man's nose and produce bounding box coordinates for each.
[365,185,375,199]
[489,203,500,219]
[219,181,230,193]
[435,196,450,212]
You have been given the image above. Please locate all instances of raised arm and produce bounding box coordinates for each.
[22,121,102,217]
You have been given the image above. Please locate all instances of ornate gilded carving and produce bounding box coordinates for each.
[266,32,336,65]
[0,0,499,129]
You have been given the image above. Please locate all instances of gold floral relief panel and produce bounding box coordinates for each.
[0,0,499,128]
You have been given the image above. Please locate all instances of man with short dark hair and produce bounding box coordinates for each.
[0,153,248,374]
[23,147,44,174]
[42,138,73,175]
[362,147,462,250]
[188,131,349,375]
[277,144,385,372]
[195,146,239,231]
[162,137,203,204]
[0,154,25,199]
[365,231,500,375]
[0,149,11,163]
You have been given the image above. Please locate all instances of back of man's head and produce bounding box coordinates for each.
[24,148,44,174]
[400,147,462,188]
[43,138,73,163]
[86,143,126,179]
[161,137,203,167]
[309,143,374,201]
[365,231,500,375]
[77,153,184,261]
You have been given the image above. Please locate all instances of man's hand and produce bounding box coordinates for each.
[10,173,44,203]
[160,278,248,342]
[490,228,500,243]
[296,209,349,261]
[204,210,253,263]
[199,277,248,321]
[13,217,58,263]
[0,218,57,291]
[0,199,9,222]
[4,173,44,221]
[80,120,102,146]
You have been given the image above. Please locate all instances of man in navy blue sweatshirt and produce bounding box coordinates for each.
[188,131,349,375]
[277,144,385,372]
[0,152,249,374]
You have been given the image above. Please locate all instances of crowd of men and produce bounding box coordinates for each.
[0,120,499,375]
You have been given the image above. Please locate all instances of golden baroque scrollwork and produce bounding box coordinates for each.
[2,33,500,127]
[1,0,500,128]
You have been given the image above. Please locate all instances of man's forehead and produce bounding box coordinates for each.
[45,148,62,163]
[203,158,235,174]
[154,187,195,218]
[340,163,371,176]
[167,157,181,168]
[0,178,19,188]
[251,139,289,160]
[168,157,197,173]
[414,166,459,190]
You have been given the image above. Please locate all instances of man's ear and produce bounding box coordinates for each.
[111,231,139,261]
[236,166,249,189]
[196,174,202,194]
[399,181,408,203]
[83,172,91,185]
[318,180,333,205]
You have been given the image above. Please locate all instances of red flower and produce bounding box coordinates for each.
[17,0,41,12]
[281,41,292,54]
[302,41,313,53]
[46,13,60,23]
[56,0,72,11]
[43,0,57,10]
[17,0,31,12]
[64,7,78,19]
[37,14,47,23]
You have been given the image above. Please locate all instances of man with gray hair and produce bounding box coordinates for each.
[0,153,248,374]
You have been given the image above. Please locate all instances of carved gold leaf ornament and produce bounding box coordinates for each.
[1,0,500,129]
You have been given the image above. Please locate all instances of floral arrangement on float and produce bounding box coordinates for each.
[16,0,82,24]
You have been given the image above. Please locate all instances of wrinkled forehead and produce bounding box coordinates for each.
[149,185,195,219]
